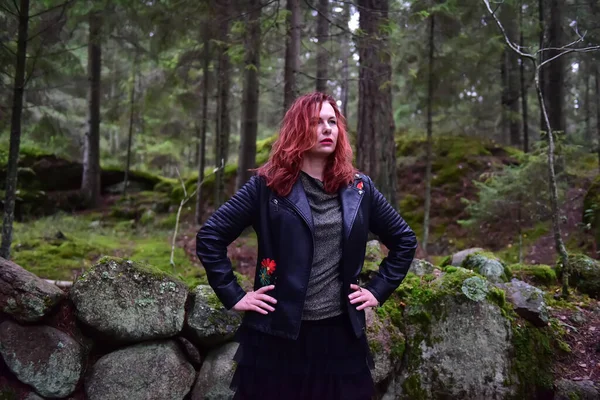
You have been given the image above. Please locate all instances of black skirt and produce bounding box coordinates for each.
[230,313,375,400]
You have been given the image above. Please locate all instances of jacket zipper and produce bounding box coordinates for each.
[276,196,315,323]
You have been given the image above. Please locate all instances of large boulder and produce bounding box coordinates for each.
[0,320,84,398]
[365,307,404,384]
[385,269,558,399]
[450,248,484,267]
[85,340,195,400]
[561,254,600,298]
[409,259,435,277]
[502,279,549,327]
[70,257,188,342]
[462,252,508,283]
[190,342,238,400]
[0,257,65,322]
[186,285,242,347]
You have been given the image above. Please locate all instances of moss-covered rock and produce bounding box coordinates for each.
[383,269,562,399]
[366,306,404,384]
[462,251,509,283]
[0,320,84,398]
[186,285,242,347]
[70,257,188,342]
[85,340,195,400]
[509,263,557,286]
[559,254,600,298]
[0,257,66,322]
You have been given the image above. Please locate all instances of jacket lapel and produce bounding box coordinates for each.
[285,178,314,233]
[340,182,364,240]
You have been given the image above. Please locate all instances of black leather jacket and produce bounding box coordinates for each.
[196,173,417,340]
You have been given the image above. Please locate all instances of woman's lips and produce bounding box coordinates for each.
[320,139,333,144]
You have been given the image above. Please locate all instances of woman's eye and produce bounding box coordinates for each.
[329,120,336,125]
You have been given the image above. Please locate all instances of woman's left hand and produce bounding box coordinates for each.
[348,284,379,310]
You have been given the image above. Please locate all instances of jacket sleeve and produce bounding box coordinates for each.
[363,177,418,306]
[196,175,261,309]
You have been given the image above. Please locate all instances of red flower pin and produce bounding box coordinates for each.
[259,258,277,286]
[261,258,277,274]
[357,181,364,190]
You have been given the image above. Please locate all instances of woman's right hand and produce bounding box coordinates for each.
[232,285,277,314]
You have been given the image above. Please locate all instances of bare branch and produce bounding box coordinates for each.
[170,161,224,272]
[482,0,534,60]
[304,0,356,37]
[11,0,19,15]
[539,45,600,70]
[28,0,73,19]
[27,1,69,43]
[0,2,18,16]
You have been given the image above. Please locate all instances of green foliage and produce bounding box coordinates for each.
[459,143,578,234]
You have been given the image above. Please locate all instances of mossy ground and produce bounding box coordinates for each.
[11,208,207,289]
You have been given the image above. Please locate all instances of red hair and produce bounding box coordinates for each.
[257,92,356,197]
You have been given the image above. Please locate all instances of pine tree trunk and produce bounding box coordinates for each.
[544,0,565,134]
[315,0,329,93]
[356,0,397,208]
[520,0,529,153]
[214,0,231,207]
[195,24,210,225]
[596,65,600,172]
[538,0,545,134]
[0,0,30,260]
[236,0,261,191]
[283,0,301,113]
[422,13,435,254]
[340,1,350,118]
[501,1,520,146]
[82,11,102,208]
[584,58,591,145]
[123,53,137,198]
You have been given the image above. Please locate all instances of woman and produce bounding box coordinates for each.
[196,92,417,400]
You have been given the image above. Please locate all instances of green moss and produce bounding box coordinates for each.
[509,322,557,398]
[439,255,452,268]
[402,374,428,400]
[510,264,557,286]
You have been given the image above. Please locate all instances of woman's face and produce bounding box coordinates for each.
[306,101,339,159]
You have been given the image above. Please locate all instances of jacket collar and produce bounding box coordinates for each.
[284,174,364,239]
[339,180,364,240]
[284,178,314,233]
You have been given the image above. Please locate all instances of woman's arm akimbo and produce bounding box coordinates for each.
[196,176,261,309]
[364,178,418,306]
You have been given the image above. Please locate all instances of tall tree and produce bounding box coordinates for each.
[356,0,397,208]
[1,0,30,260]
[340,1,351,118]
[596,64,600,171]
[195,23,211,225]
[236,0,262,190]
[122,51,138,198]
[315,0,329,92]
[81,10,103,207]
[519,0,529,153]
[214,0,231,207]
[501,0,520,146]
[422,12,435,254]
[283,0,301,113]
[542,0,566,134]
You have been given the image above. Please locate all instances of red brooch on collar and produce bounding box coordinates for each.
[357,181,364,190]
[259,258,277,286]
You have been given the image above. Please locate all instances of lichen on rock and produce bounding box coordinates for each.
[70,257,188,342]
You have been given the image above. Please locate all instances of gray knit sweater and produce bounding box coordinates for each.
[299,172,345,320]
